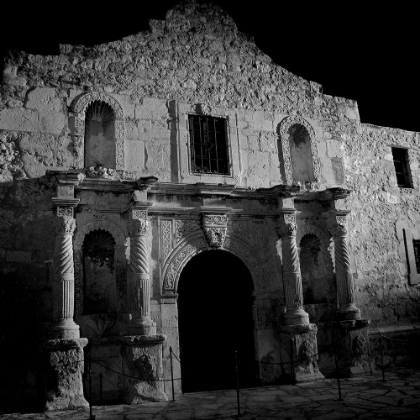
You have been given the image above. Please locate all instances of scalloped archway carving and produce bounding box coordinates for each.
[279,116,319,185]
[161,233,263,294]
[71,92,125,170]
[73,218,127,316]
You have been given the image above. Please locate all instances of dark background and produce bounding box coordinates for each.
[1,1,417,131]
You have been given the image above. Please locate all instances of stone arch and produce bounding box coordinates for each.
[71,92,125,170]
[279,116,320,185]
[162,232,262,294]
[73,218,127,316]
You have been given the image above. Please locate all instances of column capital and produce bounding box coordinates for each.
[128,218,150,237]
[327,210,350,237]
[276,209,297,238]
[54,216,76,235]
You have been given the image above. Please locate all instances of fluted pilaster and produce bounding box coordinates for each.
[277,210,309,326]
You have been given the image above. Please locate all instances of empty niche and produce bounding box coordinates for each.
[288,124,315,183]
[83,229,117,314]
[300,234,331,304]
[84,101,116,168]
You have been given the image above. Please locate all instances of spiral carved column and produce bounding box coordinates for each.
[50,215,80,339]
[277,210,309,326]
[127,215,156,335]
[330,215,361,320]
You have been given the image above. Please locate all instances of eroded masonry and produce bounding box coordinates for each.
[1,0,419,411]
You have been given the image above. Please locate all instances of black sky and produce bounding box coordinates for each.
[1,1,418,132]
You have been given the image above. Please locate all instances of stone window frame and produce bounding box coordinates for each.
[396,220,420,285]
[279,116,320,185]
[391,146,413,189]
[177,103,239,184]
[71,92,125,170]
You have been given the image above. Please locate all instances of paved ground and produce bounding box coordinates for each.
[1,369,419,420]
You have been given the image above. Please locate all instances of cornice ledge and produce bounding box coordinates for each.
[46,169,85,186]
[318,187,352,201]
[256,184,300,198]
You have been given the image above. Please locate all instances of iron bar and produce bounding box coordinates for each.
[235,350,241,417]
[333,327,343,401]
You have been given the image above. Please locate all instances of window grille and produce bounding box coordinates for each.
[188,115,229,175]
[413,240,420,274]
[392,147,412,188]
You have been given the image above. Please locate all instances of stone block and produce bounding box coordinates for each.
[0,108,39,132]
[317,141,327,157]
[135,98,168,120]
[326,140,344,158]
[319,157,336,185]
[125,120,139,141]
[26,88,62,113]
[39,111,67,135]
[125,140,144,172]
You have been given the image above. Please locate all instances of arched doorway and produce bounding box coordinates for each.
[177,250,256,393]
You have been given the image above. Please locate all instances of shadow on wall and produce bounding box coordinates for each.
[0,177,56,413]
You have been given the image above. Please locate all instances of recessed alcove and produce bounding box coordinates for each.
[84,100,116,168]
[288,124,315,183]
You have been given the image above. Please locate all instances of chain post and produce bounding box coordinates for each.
[380,335,386,382]
[170,347,175,401]
[332,325,343,401]
[88,352,95,420]
[235,350,241,417]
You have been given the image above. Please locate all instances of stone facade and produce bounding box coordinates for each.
[1,0,419,411]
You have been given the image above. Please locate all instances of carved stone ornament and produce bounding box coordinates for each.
[279,116,320,185]
[85,166,119,180]
[132,209,147,221]
[54,216,76,235]
[201,214,228,248]
[128,218,149,237]
[57,206,74,218]
[330,223,348,238]
[277,213,297,239]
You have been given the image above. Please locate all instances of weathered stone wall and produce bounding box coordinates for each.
[345,123,420,327]
[1,1,357,189]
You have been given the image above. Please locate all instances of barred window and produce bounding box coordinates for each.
[188,115,230,175]
[392,147,412,188]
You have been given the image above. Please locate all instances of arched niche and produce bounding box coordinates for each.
[73,219,127,317]
[297,225,336,306]
[82,229,117,314]
[71,92,125,170]
[279,116,319,185]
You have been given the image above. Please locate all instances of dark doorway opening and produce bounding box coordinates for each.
[177,250,257,393]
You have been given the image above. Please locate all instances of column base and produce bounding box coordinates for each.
[337,305,361,321]
[127,316,157,336]
[42,338,89,411]
[280,323,325,384]
[122,334,168,404]
[334,319,370,377]
[47,319,80,340]
[283,307,310,326]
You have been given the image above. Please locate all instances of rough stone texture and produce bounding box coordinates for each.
[42,338,89,411]
[122,335,168,404]
[1,0,420,411]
